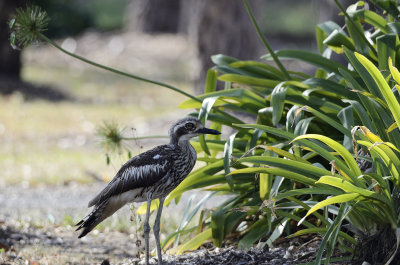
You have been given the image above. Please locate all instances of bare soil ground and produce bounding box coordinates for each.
[0,183,138,264]
[0,222,323,265]
[0,220,350,265]
[0,184,336,265]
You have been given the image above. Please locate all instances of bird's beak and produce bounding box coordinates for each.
[197,127,221,135]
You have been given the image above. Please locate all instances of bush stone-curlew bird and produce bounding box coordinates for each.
[76,117,220,265]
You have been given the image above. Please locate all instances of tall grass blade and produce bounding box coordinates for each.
[355,52,400,127]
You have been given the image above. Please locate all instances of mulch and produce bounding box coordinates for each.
[1,221,353,265]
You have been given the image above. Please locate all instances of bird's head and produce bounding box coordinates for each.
[169,117,220,145]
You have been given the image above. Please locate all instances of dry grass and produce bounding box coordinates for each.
[0,94,187,186]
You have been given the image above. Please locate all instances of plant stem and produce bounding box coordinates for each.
[333,0,377,57]
[38,33,198,101]
[38,33,244,124]
[243,0,290,80]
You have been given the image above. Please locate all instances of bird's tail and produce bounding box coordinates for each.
[75,200,110,238]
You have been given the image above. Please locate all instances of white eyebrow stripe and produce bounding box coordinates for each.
[153,154,161,160]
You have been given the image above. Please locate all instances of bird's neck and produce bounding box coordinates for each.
[179,139,192,149]
[170,137,192,150]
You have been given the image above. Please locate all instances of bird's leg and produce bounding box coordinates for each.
[153,197,165,265]
[144,197,152,265]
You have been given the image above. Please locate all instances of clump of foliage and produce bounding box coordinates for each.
[163,1,400,264]
[10,0,400,264]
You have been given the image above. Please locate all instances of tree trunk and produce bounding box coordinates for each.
[0,0,25,79]
[194,0,261,93]
[314,0,345,24]
[142,0,181,34]
[125,0,181,33]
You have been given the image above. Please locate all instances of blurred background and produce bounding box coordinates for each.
[0,0,343,183]
[0,0,345,262]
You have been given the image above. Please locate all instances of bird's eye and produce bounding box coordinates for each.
[185,122,195,130]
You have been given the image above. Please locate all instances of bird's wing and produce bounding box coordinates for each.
[88,145,173,207]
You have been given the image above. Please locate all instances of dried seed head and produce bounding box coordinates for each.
[9,5,50,49]
[97,121,126,153]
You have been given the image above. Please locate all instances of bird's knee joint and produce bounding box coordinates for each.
[153,224,160,234]
[143,222,151,233]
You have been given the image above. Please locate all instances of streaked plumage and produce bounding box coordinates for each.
[76,117,220,265]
